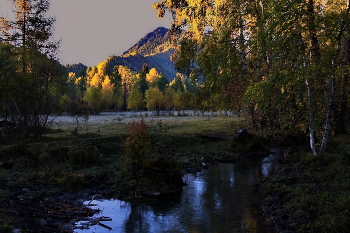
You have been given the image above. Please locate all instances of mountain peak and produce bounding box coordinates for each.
[122,27,171,57]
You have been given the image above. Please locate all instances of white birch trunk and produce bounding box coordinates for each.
[320,78,336,153]
[306,78,318,156]
[320,13,347,153]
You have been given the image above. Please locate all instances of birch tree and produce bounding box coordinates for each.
[155,0,350,155]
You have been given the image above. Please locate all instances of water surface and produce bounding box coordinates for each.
[75,150,282,233]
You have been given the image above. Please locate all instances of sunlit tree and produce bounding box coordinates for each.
[145,87,165,115]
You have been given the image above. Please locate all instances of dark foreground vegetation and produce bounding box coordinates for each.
[0,114,349,233]
[0,116,252,232]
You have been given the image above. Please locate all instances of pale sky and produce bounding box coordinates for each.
[0,0,171,67]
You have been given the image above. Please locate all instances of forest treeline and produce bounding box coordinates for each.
[64,61,200,116]
[1,0,350,155]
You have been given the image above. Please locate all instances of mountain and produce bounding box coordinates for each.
[108,27,177,81]
[66,27,178,81]
[108,50,176,80]
[122,27,172,57]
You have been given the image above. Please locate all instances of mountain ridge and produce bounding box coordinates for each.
[122,27,172,57]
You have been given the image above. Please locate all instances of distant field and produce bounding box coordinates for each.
[47,111,245,137]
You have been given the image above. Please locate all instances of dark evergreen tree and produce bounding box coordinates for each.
[139,63,149,97]
[155,73,168,93]
[0,0,64,139]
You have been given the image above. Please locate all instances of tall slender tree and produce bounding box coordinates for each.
[139,63,149,97]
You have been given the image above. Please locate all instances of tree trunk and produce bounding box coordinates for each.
[306,78,318,155]
[320,11,348,153]
[293,21,317,153]
[306,0,320,155]
[320,78,336,153]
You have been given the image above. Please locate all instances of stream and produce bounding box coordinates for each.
[74,149,283,233]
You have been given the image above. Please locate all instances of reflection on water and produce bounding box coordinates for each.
[74,150,283,233]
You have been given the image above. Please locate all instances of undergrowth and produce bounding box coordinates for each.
[116,118,184,197]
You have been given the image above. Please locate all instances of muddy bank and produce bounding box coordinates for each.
[0,177,117,233]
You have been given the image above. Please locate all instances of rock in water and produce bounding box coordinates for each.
[234,129,249,143]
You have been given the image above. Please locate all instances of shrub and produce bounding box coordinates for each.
[122,118,152,175]
[118,118,184,197]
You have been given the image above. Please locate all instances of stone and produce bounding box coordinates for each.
[38,219,47,226]
[234,129,249,142]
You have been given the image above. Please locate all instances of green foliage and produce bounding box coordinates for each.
[150,120,173,156]
[0,221,13,233]
[154,0,350,153]
[109,65,122,88]
[84,86,102,114]
[174,38,199,78]
[164,87,175,111]
[67,145,101,167]
[127,85,144,111]
[150,73,169,92]
[169,74,184,92]
[145,87,165,114]
[228,133,264,153]
[138,64,149,97]
[115,155,182,197]
[173,90,185,111]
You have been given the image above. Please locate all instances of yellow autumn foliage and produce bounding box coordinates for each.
[102,75,112,90]
[146,68,160,82]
